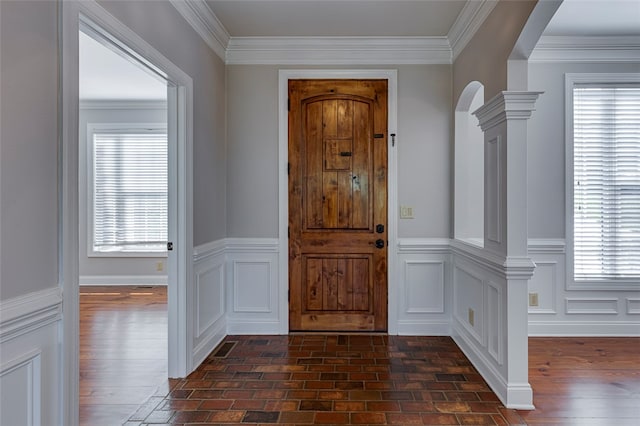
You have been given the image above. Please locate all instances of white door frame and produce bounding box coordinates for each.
[60,2,193,425]
[277,69,399,334]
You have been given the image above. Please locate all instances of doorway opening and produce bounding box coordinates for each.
[61,3,194,423]
[78,24,169,424]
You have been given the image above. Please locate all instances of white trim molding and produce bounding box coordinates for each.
[226,36,451,65]
[79,275,168,286]
[0,288,62,425]
[530,36,640,63]
[169,0,230,60]
[0,288,62,344]
[170,0,496,65]
[448,0,498,61]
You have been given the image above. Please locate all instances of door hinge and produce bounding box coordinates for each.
[167,242,174,251]
[288,226,290,238]
[288,162,291,175]
[288,289,290,302]
[288,98,291,111]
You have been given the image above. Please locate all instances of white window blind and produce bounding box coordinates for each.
[93,130,168,253]
[573,85,640,280]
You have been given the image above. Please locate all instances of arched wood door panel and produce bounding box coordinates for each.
[289,80,388,331]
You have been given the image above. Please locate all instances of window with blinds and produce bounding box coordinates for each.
[91,129,168,254]
[573,84,640,281]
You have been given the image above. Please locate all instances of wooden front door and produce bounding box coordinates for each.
[288,79,388,331]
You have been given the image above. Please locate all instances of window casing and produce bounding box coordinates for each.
[565,74,640,290]
[88,123,168,256]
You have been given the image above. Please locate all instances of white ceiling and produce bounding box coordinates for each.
[543,0,640,37]
[80,0,639,101]
[79,31,167,101]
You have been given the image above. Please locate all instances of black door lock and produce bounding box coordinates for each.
[376,224,384,234]
[375,239,385,249]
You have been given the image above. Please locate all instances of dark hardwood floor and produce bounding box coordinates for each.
[79,285,168,426]
[80,286,640,425]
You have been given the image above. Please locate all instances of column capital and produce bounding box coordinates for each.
[474,91,543,132]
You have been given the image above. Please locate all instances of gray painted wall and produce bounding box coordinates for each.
[0,0,59,301]
[78,106,169,279]
[0,0,226,301]
[527,61,640,239]
[226,64,452,239]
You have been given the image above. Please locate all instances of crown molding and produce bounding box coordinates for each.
[171,0,500,65]
[530,35,640,63]
[169,0,230,61]
[226,36,452,65]
[448,0,498,61]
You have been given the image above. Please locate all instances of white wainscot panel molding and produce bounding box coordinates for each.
[627,298,640,315]
[192,240,227,370]
[196,264,225,337]
[0,351,41,426]
[396,239,452,335]
[453,262,485,345]
[486,281,503,365]
[404,261,445,314]
[226,238,280,335]
[527,261,558,314]
[0,287,62,425]
[486,136,501,244]
[565,298,619,315]
[233,261,273,313]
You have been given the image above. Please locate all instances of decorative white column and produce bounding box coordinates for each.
[473,91,542,409]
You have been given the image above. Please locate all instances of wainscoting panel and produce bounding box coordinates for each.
[486,281,503,365]
[486,136,501,244]
[527,260,557,314]
[404,261,445,313]
[0,287,62,425]
[528,239,640,336]
[0,351,41,426]
[226,239,280,334]
[452,261,485,345]
[627,298,640,315]
[192,240,226,368]
[396,239,451,335]
[565,298,619,315]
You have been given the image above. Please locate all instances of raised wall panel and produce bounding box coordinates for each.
[527,261,557,314]
[486,281,503,365]
[405,261,445,314]
[627,298,640,315]
[195,264,224,338]
[566,298,619,315]
[0,288,61,425]
[0,351,41,426]
[233,261,272,313]
[453,263,484,344]
[486,136,501,244]
[192,240,227,374]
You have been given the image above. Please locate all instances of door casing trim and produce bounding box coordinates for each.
[278,70,399,334]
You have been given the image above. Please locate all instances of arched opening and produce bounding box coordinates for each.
[454,81,485,246]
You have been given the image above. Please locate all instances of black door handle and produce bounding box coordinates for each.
[376,224,384,234]
[375,239,385,249]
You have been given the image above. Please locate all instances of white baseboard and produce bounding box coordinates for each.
[192,319,227,369]
[529,321,640,337]
[79,275,167,286]
[452,324,534,410]
[396,320,451,336]
[227,319,283,335]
